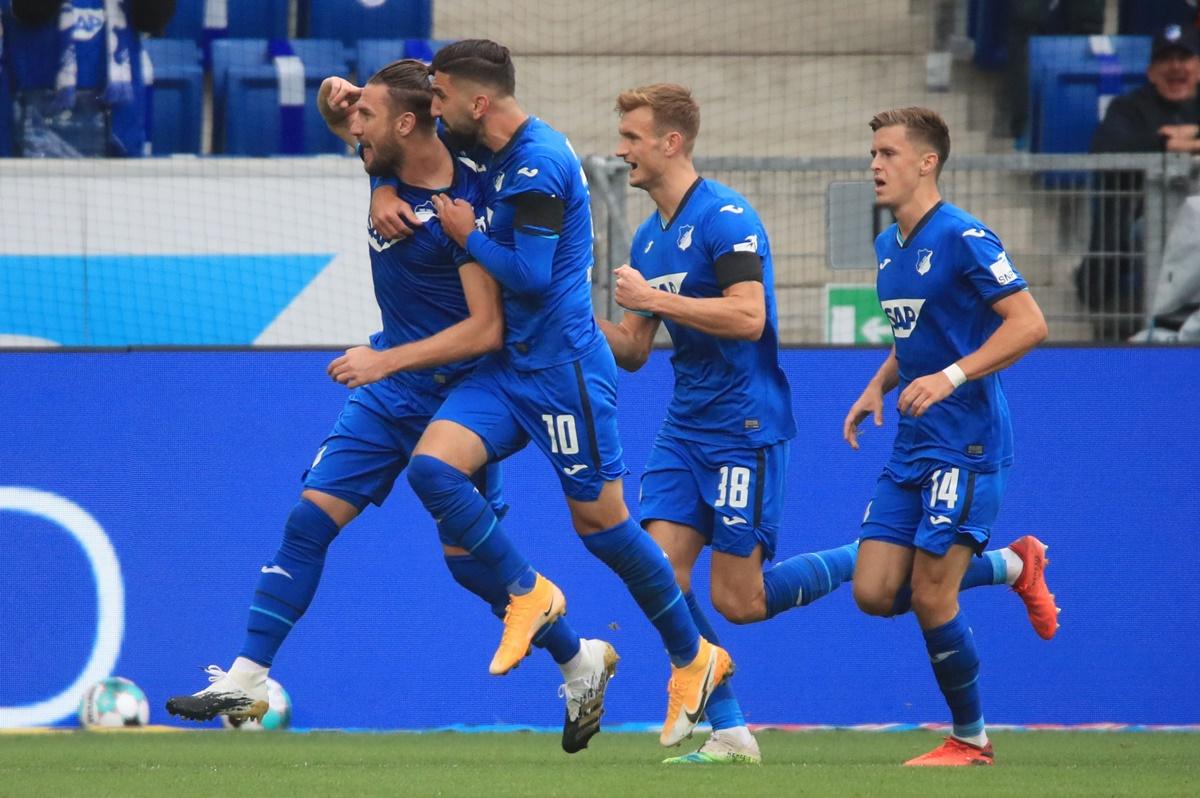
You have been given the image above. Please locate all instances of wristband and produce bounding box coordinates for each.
[942,363,967,388]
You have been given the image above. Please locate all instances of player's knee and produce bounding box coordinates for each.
[908,583,956,622]
[853,582,897,617]
[406,453,459,505]
[711,587,765,625]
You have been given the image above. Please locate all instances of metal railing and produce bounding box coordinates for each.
[585,153,1196,343]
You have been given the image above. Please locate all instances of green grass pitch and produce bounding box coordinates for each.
[1,730,1196,797]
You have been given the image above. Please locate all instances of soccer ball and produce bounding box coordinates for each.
[220,678,292,731]
[78,677,150,728]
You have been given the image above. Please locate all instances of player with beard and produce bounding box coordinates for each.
[165,62,617,752]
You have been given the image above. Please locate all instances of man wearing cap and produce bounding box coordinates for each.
[1079,24,1200,339]
[1092,24,1200,153]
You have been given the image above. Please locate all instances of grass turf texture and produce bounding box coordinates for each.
[1,731,1196,797]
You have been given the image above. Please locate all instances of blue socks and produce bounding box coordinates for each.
[444,554,581,664]
[240,499,341,666]
[582,518,700,667]
[684,591,744,730]
[407,455,536,594]
[961,549,1007,590]
[891,550,1007,615]
[923,612,985,741]
[763,541,858,619]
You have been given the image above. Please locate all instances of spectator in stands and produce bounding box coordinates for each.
[1078,23,1200,339]
[1,0,175,156]
[1001,0,1106,140]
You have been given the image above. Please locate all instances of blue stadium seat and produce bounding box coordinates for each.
[144,39,204,155]
[164,0,290,42]
[300,0,432,47]
[1026,36,1151,153]
[1118,0,1197,35]
[355,38,451,79]
[211,39,350,155]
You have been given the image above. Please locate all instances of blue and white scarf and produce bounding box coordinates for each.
[201,0,227,69]
[53,0,134,110]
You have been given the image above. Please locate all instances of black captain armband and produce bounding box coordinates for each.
[714,250,763,288]
[511,192,565,236]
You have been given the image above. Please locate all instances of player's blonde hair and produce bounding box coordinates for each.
[869,107,951,177]
[616,83,700,155]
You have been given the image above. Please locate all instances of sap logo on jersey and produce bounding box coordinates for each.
[880,298,926,338]
[989,251,1017,285]
[647,272,688,295]
[367,220,398,252]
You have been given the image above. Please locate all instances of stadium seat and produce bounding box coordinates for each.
[1026,35,1151,153]
[143,40,204,155]
[1118,0,1198,35]
[300,0,432,47]
[355,39,451,79]
[211,39,351,155]
[164,0,290,44]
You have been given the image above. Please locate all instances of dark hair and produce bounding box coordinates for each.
[616,83,701,155]
[367,59,434,128]
[869,106,951,176]
[429,39,516,97]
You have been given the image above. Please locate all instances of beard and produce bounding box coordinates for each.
[361,139,405,178]
[440,116,482,153]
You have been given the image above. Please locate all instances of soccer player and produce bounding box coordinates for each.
[376,40,732,748]
[846,106,1052,766]
[165,61,617,752]
[601,87,1060,765]
[600,83,857,764]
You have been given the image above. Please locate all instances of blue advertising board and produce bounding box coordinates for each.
[1,347,1197,728]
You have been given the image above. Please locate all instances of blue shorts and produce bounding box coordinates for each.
[859,459,1008,557]
[303,378,506,514]
[432,344,626,501]
[639,433,788,561]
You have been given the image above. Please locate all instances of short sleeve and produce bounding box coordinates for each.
[506,146,567,198]
[703,202,764,261]
[958,226,1027,304]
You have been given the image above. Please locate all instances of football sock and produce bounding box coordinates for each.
[581,517,700,667]
[240,499,341,667]
[763,541,858,618]
[999,547,1023,585]
[408,455,536,595]
[444,554,581,664]
[923,611,987,746]
[888,549,1010,616]
[684,591,744,730]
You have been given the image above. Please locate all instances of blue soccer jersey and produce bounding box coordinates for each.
[365,150,487,396]
[629,179,795,446]
[874,201,1029,472]
[462,117,603,370]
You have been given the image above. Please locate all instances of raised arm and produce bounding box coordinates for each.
[317,76,362,148]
